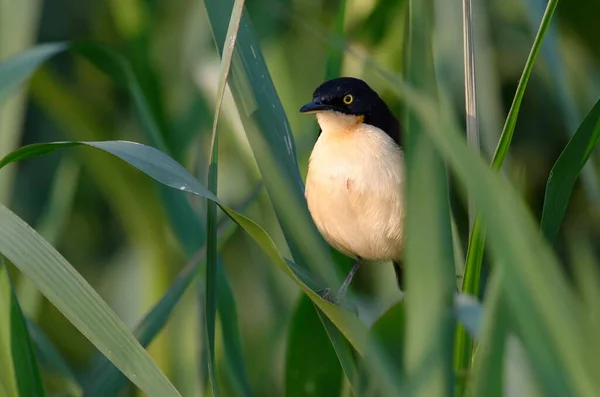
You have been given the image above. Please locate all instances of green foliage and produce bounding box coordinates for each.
[0,0,599,396]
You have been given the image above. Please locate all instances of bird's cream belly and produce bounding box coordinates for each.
[305,136,405,260]
[306,174,404,260]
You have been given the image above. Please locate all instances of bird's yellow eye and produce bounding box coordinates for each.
[343,94,354,105]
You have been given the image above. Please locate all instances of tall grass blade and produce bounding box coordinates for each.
[204,1,245,394]
[491,0,560,169]
[404,1,456,395]
[460,1,561,371]
[523,0,600,205]
[382,75,598,395]
[0,258,45,397]
[0,205,180,397]
[462,0,479,229]
[541,98,600,242]
[202,0,340,288]
[455,0,480,381]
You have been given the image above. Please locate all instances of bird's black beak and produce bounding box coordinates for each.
[299,99,331,113]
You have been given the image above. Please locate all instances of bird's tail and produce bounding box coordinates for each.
[392,260,404,291]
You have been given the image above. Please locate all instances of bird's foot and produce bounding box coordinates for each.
[317,287,334,303]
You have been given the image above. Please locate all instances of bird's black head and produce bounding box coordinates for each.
[299,77,402,147]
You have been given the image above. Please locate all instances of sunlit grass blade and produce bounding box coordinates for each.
[0,258,45,397]
[285,295,343,397]
[0,205,180,397]
[404,0,456,395]
[26,320,82,397]
[541,98,600,242]
[204,1,245,394]
[0,140,371,356]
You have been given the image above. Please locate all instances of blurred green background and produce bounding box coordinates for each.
[1,0,600,396]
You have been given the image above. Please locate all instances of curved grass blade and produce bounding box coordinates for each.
[0,205,180,397]
[285,295,343,397]
[0,42,66,103]
[0,258,45,397]
[0,41,205,254]
[404,0,456,395]
[541,98,600,242]
[0,140,370,357]
[523,0,600,205]
[204,2,246,395]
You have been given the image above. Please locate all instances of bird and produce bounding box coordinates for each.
[299,77,405,302]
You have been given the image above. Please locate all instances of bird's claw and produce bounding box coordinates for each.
[317,288,334,302]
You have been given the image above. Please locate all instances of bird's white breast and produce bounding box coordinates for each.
[305,112,405,261]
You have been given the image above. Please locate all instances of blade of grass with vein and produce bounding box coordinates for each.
[462,0,479,229]
[84,185,259,396]
[205,1,245,394]
[404,0,456,395]
[541,98,600,242]
[0,258,45,397]
[0,205,180,397]
[0,140,371,356]
[455,0,480,382]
